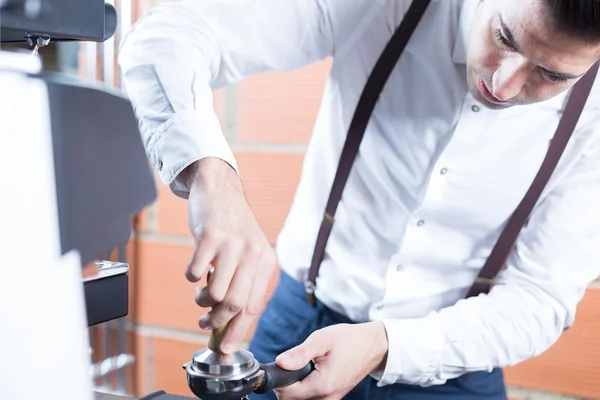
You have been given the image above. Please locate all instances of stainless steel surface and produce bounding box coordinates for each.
[191,348,256,378]
[184,347,263,398]
[94,390,134,400]
[84,260,129,282]
[91,353,135,380]
[27,36,50,56]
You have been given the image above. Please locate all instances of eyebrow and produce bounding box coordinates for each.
[499,16,584,80]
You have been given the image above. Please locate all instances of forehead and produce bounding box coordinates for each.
[489,0,600,71]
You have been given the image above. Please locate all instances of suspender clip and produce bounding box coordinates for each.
[304,281,317,307]
[475,277,495,286]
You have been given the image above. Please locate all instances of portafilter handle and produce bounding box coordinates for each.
[254,360,315,394]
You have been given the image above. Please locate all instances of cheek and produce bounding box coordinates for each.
[529,82,570,102]
[468,29,503,71]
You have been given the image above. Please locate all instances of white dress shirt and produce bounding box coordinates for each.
[118,0,600,388]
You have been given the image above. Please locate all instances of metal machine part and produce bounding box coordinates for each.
[84,261,130,326]
[183,347,314,400]
[0,0,117,43]
[91,353,136,380]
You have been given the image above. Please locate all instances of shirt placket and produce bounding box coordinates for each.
[381,94,491,297]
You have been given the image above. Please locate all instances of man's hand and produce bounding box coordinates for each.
[273,322,389,400]
[182,157,277,353]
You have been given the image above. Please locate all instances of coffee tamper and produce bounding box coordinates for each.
[183,323,314,400]
[183,272,314,399]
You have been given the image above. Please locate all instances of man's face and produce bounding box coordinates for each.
[466,0,600,110]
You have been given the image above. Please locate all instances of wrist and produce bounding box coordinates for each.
[365,321,389,373]
[183,157,240,193]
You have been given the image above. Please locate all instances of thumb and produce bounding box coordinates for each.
[276,331,329,370]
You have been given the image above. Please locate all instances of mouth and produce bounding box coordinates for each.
[477,77,507,105]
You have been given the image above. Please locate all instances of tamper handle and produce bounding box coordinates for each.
[254,361,315,394]
[207,325,229,353]
[205,267,238,353]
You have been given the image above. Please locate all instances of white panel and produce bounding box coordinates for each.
[0,50,93,400]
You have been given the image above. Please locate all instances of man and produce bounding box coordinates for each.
[117,0,600,399]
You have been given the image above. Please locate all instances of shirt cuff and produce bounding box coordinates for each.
[148,112,238,199]
[371,315,445,387]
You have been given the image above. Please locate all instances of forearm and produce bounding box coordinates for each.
[375,133,600,387]
[375,280,574,387]
[117,0,338,197]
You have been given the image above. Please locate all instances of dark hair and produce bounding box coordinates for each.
[544,0,600,42]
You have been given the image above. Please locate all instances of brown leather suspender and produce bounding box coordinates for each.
[466,62,599,298]
[304,0,599,305]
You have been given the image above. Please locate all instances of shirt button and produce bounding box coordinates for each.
[440,167,448,175]
[396,264,404,272]
[417,220,425,227]
[376,304,384,310]
[471,105,480,112]
[157,160,163,170]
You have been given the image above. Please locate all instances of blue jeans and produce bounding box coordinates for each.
[248,271,507,400]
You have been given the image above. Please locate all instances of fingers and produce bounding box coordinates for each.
[277,330,331,371]
[201,245,258,331]
[185,233,217,283]
[274,366,327,400]
[219,251,277,351]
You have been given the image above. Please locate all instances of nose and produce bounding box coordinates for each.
[491,57,529,101]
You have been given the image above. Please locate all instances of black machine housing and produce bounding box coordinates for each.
[0,0,117,43]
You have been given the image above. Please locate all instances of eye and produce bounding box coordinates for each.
[543,71,568,84]
[494,28,514,50]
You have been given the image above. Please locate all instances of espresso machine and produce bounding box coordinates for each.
[1,1,155,400]
[0,1,312,399]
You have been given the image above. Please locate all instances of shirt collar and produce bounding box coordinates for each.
[452,0,479,65]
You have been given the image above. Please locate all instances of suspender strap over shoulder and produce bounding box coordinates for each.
[305,0,432,304]
[466,61,599,298]
[305,0,598,305]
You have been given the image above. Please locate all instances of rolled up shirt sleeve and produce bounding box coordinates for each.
[117,0,378,198]
[373,123,600,387]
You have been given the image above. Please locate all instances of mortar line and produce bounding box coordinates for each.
[136,232,195,246]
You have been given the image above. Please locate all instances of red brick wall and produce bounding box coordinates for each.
[107,2,600,399]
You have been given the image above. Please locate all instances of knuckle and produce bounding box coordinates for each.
[245,303,264,317]
[246,243,263,259]
[202,228,224,244]
[224,235,244,250]
[224,298,244,314]
[207,286,225,303]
